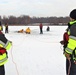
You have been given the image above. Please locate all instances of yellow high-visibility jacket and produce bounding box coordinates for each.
[18,29,24,33]
[25,27,31,33]
[65,20,76,60]
[0,31,12,66]
[0,26,3,31]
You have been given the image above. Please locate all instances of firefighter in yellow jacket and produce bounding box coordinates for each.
[0,30,12,75]
[25,27,31,34]
[18,29,24,33]
[64,9,76,75]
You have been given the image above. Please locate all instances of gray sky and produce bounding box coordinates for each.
[0,0,76,17]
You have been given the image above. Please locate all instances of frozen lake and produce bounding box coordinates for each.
[3,25,67,75]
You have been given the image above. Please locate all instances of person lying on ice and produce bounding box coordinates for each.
[18,29,24,33]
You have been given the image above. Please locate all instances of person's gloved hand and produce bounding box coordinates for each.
[10,41,12,44]
[60,40,64,45]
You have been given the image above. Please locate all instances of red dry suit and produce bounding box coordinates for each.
[60,31,69,48]
[63,32,69,47]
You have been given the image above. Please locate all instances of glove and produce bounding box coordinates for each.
[9,41,12,44]
[60,40,64,45]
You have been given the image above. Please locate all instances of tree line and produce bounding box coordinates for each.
[0,15,70,26]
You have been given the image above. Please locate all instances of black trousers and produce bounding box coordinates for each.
[66,59,69,75]
[0,65,5,75]
[5,29,8,33]
[69,59,76,75]
[40,28,43,34]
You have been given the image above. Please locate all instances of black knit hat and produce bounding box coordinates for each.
[70,9,76,20]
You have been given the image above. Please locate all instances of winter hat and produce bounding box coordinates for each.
[70,9,76,20]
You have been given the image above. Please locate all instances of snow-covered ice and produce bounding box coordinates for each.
[3,25,67,75]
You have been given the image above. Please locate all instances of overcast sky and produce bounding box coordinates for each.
[0,0,76,17]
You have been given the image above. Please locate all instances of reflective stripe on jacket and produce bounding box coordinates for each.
[67,20,76,35]
[0,40,12,50]
[0,53,8,66]
[0,31,12,50]
[65,37,76,54]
